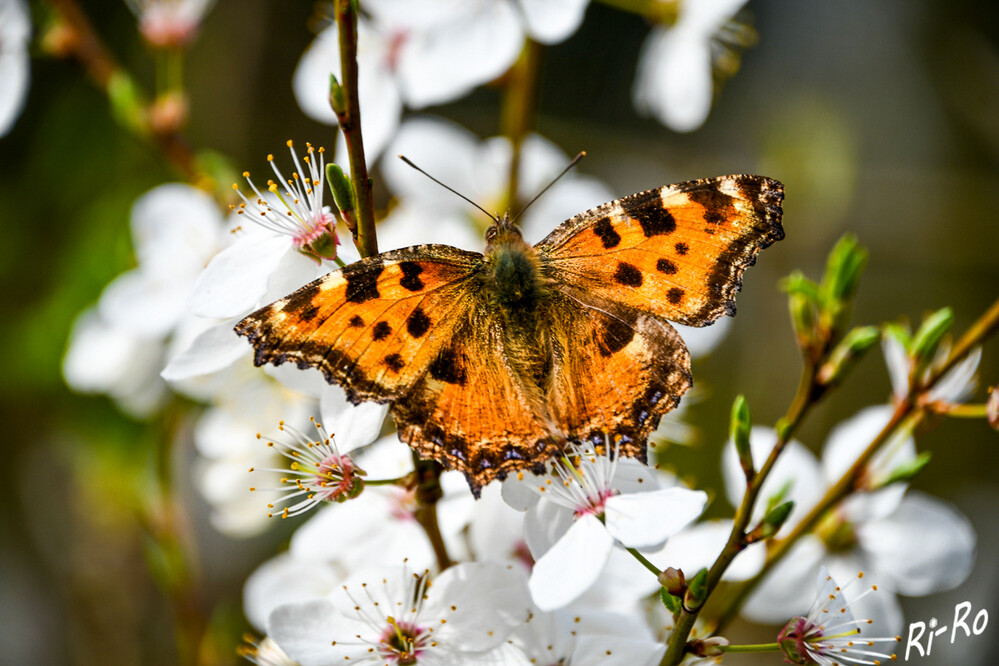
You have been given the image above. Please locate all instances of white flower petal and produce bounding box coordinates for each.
[318,385,388,452]
[572,635,664,666]
[529,514,613,610]
[928,345,981,405]
[633,28,713,133]
[673,317,732,359]
[518,0,589,45]
[882,334,910,400]
[0,0,30,137]
[99,269,190,337]
[382,115,482,204]
[130,183,221,278]
[649,519,764,582]
[188,233,290,318]
[604,487,707,548]
[524,497,574,559]
[292,26,341,125]
[243,553,340,632]
[396,3,523,108]
[470,483,530,565]
[859,491,975,596]
[501,472,543,511]
[741,535,826,623]
[269,599,345,666]
[822,405,914,521]
[431,561,530,650]
[161,319,247,381]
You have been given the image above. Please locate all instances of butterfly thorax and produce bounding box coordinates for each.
[483,218,547,310]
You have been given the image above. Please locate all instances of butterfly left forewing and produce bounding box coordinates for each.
[235,245,481,404]
[536,175,784,327]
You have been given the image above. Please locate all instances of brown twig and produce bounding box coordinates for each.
[410,454,454,571]
[334,0,378,258]
[659,361,819,665]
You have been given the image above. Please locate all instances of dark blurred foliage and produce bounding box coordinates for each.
[1,0,997,664]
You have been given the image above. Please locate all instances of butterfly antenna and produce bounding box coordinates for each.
[510,151,586,225]
[397,155,499,223]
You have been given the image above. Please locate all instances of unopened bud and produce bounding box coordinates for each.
[658,566,685,597]
[817,325,880,386]
[821,233,868,307]
[108,71,148,135]
[782,271,819,350]
[911,307,954,368]
[690,636,729,658]
[730,395,754,482]
[988,387,999,431]
[684,568,708,608]
[326,163,356,229]
[747,500,794,542]
[878,451,931,488]
[329,74,347,116]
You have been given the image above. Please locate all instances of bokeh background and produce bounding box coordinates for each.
[2,0,997,664]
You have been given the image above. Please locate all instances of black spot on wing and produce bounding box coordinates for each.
[667,287,685,305]
[349,315,364,328]
[344,261,384,303]
[407,307,431,338]
[398,261,425,291]
[687,187,736,225]
[592,217,621,249]
[613,262,643,287]
[281,280,321,315]
[597,313,635,356]
[372,321,392,341]
[674,242,689,255]
[300,305,319,321]
[383,353,405,372]
[428,347,466,385]
[625,194,676,237]
[656,258,677,275]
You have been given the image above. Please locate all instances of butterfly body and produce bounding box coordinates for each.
[236,174,785,494]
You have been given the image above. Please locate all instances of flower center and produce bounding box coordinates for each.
[380,617,427,664]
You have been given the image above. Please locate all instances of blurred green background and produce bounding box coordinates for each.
[1,0,997,664]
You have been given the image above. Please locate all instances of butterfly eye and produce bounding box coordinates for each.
[485,227,498,242]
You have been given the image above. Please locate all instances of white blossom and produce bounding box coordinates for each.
[268,562,530,665]
[633,0,751,132]
[0,0,30,137]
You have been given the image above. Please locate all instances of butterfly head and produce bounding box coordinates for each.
[483,214,527,254]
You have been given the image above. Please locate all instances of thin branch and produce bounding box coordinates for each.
[709,295,999,635]
[411,453,454,571]
[660,361,819,665]
[335,0,378,258]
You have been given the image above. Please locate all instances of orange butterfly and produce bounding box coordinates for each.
[235,175,784,495]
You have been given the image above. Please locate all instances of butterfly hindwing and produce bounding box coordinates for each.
[544,285,692,459]
[392,305,563,494]
[536,175,784,327]
[235,245,481,404]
